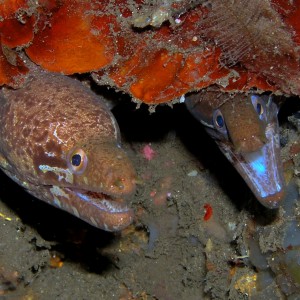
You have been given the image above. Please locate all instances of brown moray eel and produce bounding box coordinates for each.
[186,91,285,208]
[0,70,136,231]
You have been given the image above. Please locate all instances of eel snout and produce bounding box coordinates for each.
[58,188,135,231]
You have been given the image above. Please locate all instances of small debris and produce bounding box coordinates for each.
[49,253,64,268]
[142,144,156,161]
[187,170,198,177]
[234,273,257,296]
[0,212,12,221]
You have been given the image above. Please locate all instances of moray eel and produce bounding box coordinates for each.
[186,91,285,208]
[0,71,136,231]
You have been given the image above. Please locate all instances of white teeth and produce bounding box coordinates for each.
[95,199,128,213]
[71,206,80,218]
[75,190,129,213]
[50,186,70,199]
[89,217,98,227]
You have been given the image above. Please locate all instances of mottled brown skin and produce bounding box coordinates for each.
[0,70,136,231]
[186,91,267,152]
[218,95,267,153]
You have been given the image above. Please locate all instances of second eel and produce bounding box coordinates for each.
[186,90,285,208]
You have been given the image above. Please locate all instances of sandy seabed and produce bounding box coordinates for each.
[0,95,300,300]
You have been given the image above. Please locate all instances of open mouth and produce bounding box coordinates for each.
[73,189,132,213]
[216,120,285,208]
[51,186,134,231]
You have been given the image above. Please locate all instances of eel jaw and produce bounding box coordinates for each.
[50,186,134,231]
[215,120,285,208]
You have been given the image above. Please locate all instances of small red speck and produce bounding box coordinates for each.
[203,203,213,221]
[290,142,300,156]
[142,144,155,161]
[150,190,157,197]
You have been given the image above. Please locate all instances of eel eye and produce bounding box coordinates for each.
[72,154,82,166]
[251,95,266,121]
[212,109,228,136]
[215,113,224,128]
[67,148,88,174]
[255,102,263,115]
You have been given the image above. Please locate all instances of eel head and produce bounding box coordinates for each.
[33,139,137,231]
[186,92,285,208]
[0,71,137,232]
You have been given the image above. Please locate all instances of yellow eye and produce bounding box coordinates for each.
[67,148,88,174]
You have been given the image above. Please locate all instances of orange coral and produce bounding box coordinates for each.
[0,0,32,86]
[26,1,115,73]
[0,1,299,103]
[129,50,184,102]
[273,0,300,45]
[0,0,35,48]
[0,0,27,17]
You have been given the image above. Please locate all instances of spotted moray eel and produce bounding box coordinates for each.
[0,70,136,231]
[186,91,285,208]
